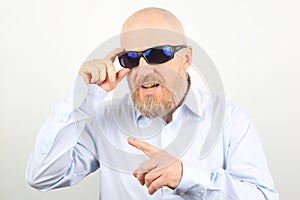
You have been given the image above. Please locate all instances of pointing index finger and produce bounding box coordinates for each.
[128,138,159,158]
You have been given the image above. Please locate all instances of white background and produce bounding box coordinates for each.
[0,0,299,199]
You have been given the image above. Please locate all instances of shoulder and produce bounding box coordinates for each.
[191,85,251,121]
[222,100,255,144]
[191,85,253,140]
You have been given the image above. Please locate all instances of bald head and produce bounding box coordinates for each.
[122,7,184,34]
[120,7,186,50]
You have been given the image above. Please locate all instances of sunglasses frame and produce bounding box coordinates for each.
[118,45,187,68]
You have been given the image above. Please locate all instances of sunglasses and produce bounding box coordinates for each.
[118,45,187,68]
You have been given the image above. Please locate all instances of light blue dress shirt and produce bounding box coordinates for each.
[26,76,279,199]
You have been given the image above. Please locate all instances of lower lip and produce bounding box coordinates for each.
[139,85,161,95]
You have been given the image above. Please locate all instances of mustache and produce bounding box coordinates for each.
[136,74,165,87]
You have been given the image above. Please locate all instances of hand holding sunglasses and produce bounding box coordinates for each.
[118,45,187,68]
[79,48,131,92]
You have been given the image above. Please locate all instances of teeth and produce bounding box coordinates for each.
[144,83,156,88]
[142,83,159,89]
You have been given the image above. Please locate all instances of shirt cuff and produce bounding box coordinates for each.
[174,159,210,197]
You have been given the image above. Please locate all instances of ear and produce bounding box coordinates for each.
[182,46,192,70]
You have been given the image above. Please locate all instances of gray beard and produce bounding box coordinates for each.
[132,86,178,119]
[129,71,189,119]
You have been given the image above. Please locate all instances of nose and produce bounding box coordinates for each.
[138,56,148,66]
[136,57,154,76]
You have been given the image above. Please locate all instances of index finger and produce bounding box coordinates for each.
[128,138,159,158]
[105,48,125,62]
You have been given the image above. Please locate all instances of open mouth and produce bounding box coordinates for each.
[141,83,160,90]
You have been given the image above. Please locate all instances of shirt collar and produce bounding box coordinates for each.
[180,74,204,118]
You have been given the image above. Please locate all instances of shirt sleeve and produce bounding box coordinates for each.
[25,76,107,191]
[174,106,279,200]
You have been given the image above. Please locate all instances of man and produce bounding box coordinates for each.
[26,7,279,199]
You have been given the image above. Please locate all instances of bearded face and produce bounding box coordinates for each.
[128,68,188,119]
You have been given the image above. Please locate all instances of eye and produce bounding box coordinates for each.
[162,46,172,57]
[127,52,139,59]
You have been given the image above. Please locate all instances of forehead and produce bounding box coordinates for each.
[120,28,186,51]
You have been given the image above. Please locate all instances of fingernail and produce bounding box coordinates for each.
[129,137,136,142]
[127,138,132,143]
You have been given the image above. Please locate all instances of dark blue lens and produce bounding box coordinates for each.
[162,46,172,57]
[127,52,139,58]
[144,49,152,57]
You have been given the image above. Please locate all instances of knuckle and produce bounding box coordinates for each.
[136,170,145,178]
[144,174,151,185]
[139,163,147,171]
[162,172,170,180]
